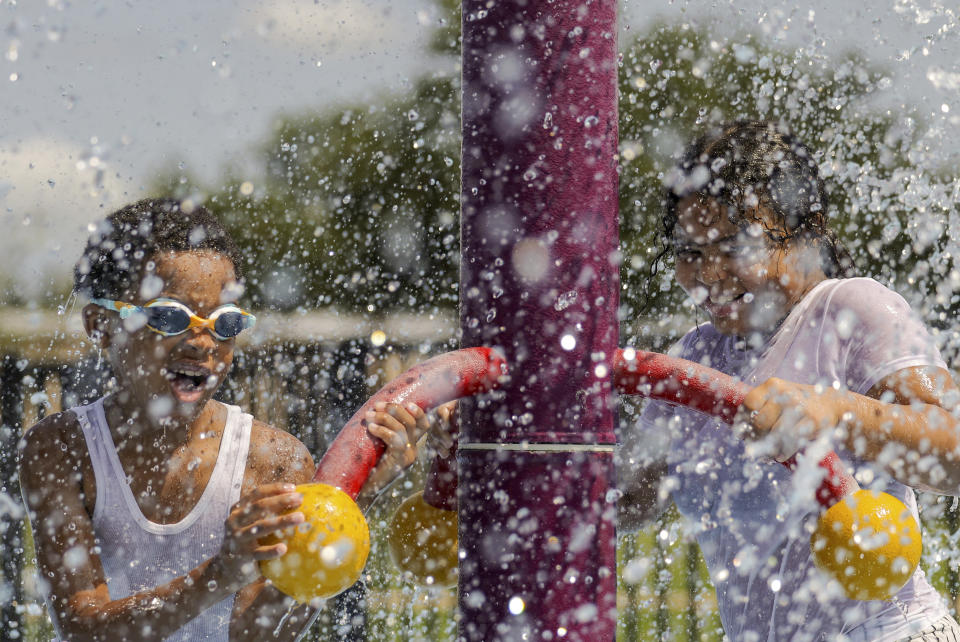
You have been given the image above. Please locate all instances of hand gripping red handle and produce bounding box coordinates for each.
[418,347,857,511]
[613,348,858,508]
[312,347,507,500]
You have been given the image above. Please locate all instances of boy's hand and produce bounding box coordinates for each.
[216,483,305,592]
[363,402,431,495]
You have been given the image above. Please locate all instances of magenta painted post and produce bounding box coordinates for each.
[458,1,620,639]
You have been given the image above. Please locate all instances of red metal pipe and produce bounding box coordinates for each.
[613,348,858,508]
[422,348,857,513]
[312,347,506,499]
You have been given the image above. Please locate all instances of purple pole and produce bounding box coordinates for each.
[458,1,620,640]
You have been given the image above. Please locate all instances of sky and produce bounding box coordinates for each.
[1,0,959,304]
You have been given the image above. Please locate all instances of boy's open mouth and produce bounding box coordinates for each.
[166,364,213,403]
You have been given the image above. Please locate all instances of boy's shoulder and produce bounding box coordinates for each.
[19,410,87,481]
[21,410,82,454]
[245,418,316,486]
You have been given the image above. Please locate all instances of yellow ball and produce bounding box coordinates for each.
[386,491,459,587]
[810,489,922,601]
[259,483,370,602]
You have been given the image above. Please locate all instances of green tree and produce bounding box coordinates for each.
[158,1,462,314]
[159,14,944,335]
[159,74,460,314]
[616,22,939,341]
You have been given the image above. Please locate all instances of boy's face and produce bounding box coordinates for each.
[86,249,242,425]
[672,196,823,337]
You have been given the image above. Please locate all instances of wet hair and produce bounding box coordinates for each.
[73,197,244,300]
[661,120,855,278]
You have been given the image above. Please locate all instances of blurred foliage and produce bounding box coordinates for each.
[158,11,950,337]
[615,22,943,337]
[158,74,461,314]
[427,0,461,57]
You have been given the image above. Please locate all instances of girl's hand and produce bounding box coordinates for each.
[736,377,849,462]
[364,402,431,493]
[216,483,306,592]
[426,400,458,458]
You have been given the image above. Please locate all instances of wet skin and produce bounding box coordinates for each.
[676,197,960,491]
[19,249,431,641]
[672,195,825,337]
[618,197,960,532]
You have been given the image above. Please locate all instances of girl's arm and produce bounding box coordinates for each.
[617,459,669,532]
[741,365,960,494]
[19,413,301,642]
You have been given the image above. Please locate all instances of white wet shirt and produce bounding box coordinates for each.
[631,278,951,642]
[68,398,252,641]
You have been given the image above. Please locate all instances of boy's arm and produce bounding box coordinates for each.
[229,422,317,641]
[19,413,294,642]
[230,403,432,640]
[857,365,960,493]
[617,400,673,532]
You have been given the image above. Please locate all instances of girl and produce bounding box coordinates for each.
[18,198,428,641]
[618,121,960,641]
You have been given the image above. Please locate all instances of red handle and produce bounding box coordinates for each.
[614,348,857,508]
[312,347,506,499]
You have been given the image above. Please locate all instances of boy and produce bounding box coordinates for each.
[18,198,427,640]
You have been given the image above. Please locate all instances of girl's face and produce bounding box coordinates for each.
[85,250,242,426]
[672,196,824,337]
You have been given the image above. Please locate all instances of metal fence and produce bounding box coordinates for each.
[2,308,959,641]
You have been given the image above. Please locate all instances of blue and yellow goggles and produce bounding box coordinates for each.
[91,297,256,341]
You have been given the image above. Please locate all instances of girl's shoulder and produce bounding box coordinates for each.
[810,277,915,322]
[811,277,903,306]
[669,322,725,361]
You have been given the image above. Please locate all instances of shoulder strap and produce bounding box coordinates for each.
[71,398,113,524]
[220,404,253,506]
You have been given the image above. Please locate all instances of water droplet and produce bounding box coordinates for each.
[555,290,578,311]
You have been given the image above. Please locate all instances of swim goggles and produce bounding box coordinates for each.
[90,297,256,341]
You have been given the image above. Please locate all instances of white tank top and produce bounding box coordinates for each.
[72,398,252,641]
[632,278,951,641]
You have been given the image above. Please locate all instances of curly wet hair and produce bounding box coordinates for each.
[73,197,244,300]
[661,120,854,278]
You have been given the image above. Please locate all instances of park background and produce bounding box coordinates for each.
[3,0,960,639]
